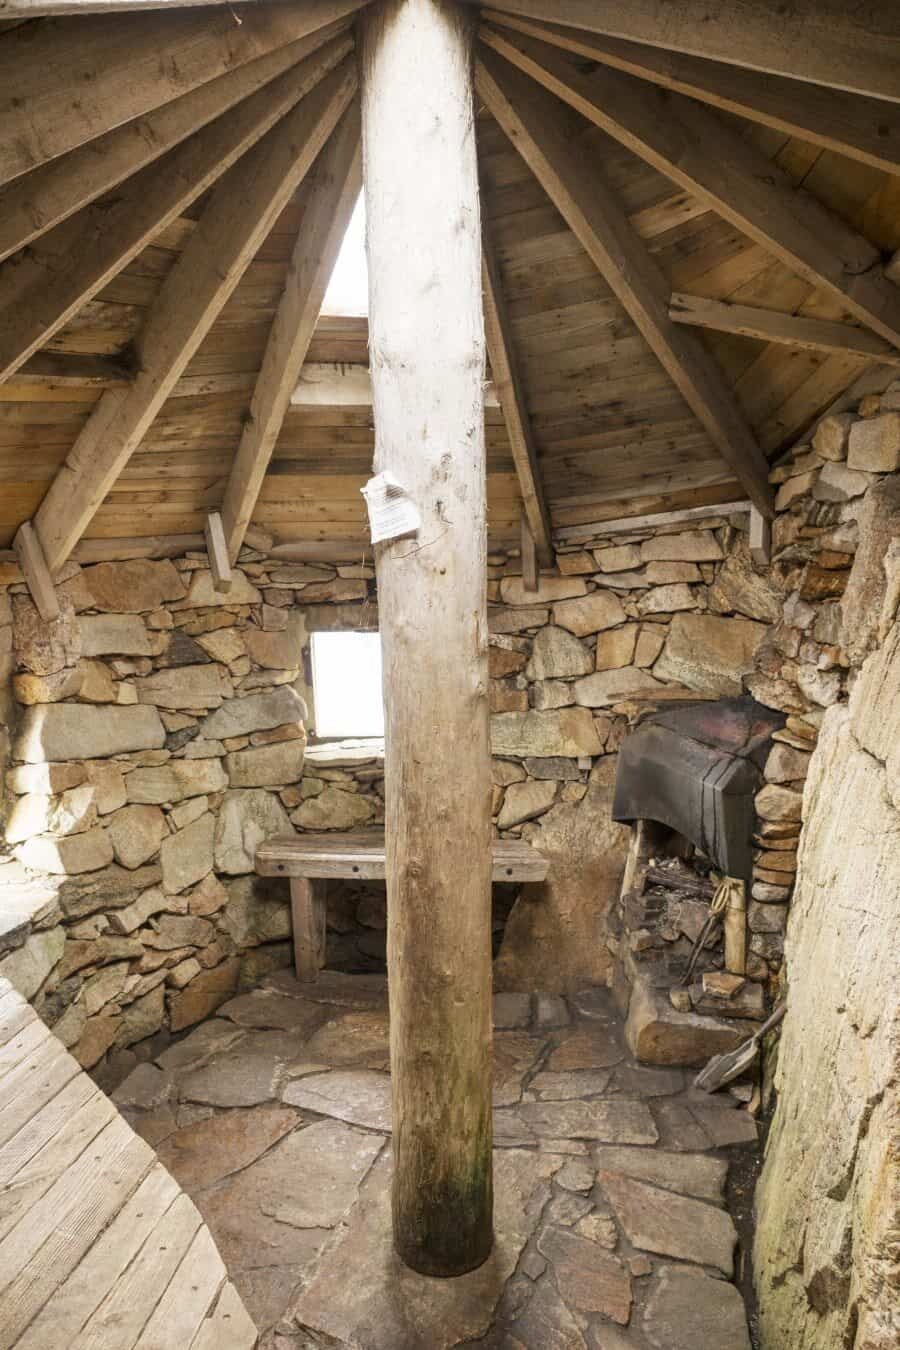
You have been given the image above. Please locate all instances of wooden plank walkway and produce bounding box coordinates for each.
[0,977,258,1350]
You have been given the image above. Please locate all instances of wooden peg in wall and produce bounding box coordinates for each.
[205,511,233,594]
[13,521,59,622]
[521,509,538,592]
[749,506,772,567]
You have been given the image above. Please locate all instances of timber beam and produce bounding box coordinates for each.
[0,36,352,387]
[0,21,352,265]
[31,60,357,575]
[463,0,900,102]
[475,49,774,517]
[219,106,363,565]
[482,219,553,563]
[669,294,900,367]
[479,26,900,354]
[0,0,370,185]
[481,9,900,176]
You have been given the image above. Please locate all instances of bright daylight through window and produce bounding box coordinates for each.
[310,631,384,739]
[321,191,368,317]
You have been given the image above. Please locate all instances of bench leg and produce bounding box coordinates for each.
[290,878,327,982]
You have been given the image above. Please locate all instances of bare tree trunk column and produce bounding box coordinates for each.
[361,0,493,1278]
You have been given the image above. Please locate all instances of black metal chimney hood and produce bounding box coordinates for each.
[612,697,785,884]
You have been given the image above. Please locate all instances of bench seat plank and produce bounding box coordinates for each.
[256,830,549,883]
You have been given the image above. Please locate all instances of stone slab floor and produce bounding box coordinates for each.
[108,970,760,1350]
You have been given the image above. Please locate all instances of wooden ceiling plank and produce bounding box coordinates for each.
[13,520,59,621]
[466,0,900,102]
[0,0,370,187]
[480,27,900,353]
[475,49,773,517]
[13,354,133,388]
[0,23,352,265]
[0,41,352,388]
[31,61,358,575]
[219,104,362,565]
[482,10,900,177]
[670,293,900,367]
[482,220,553,561]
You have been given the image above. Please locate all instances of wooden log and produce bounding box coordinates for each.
[361,0,493,1278]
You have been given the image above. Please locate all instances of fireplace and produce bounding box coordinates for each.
[609,697,784,1066]
[612,697,785,884]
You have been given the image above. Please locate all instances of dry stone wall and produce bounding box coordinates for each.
[753,580,900,1350]
[0,552,349,1071]
[1,379,898,1073]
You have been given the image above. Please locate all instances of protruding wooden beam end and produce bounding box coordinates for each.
[749,506,772,567]
[205,511,234,594]
[520,510,539,592]
[13,521,60,622]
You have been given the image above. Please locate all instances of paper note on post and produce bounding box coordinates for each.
[361,472,422,545]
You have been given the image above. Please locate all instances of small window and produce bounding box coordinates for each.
[310,631,384,739]
[320,191,368,317]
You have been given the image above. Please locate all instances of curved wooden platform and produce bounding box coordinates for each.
[0,977,257,1350]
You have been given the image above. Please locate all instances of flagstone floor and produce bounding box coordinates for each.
[110,970,760,1350]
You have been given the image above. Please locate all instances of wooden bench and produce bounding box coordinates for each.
[255,831,549,981]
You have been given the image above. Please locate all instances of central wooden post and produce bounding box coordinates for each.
[361,0,493,1277]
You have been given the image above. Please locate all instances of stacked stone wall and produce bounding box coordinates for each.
[1,379,898,1071]
[0,508,786,1063]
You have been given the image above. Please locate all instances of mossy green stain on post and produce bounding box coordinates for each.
[393,1128,494,1277]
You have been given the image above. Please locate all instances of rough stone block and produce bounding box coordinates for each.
[654,612,766,697]
[640,531,723,563]
[17,828,114,875]
[14,703,165,762]
[161,811,215,894]
[490,708,604,758]
[847,412,900,473]
[552,592,627,636]
[79,614,156,656]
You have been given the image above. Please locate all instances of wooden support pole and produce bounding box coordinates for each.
[361,0,493,1278]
